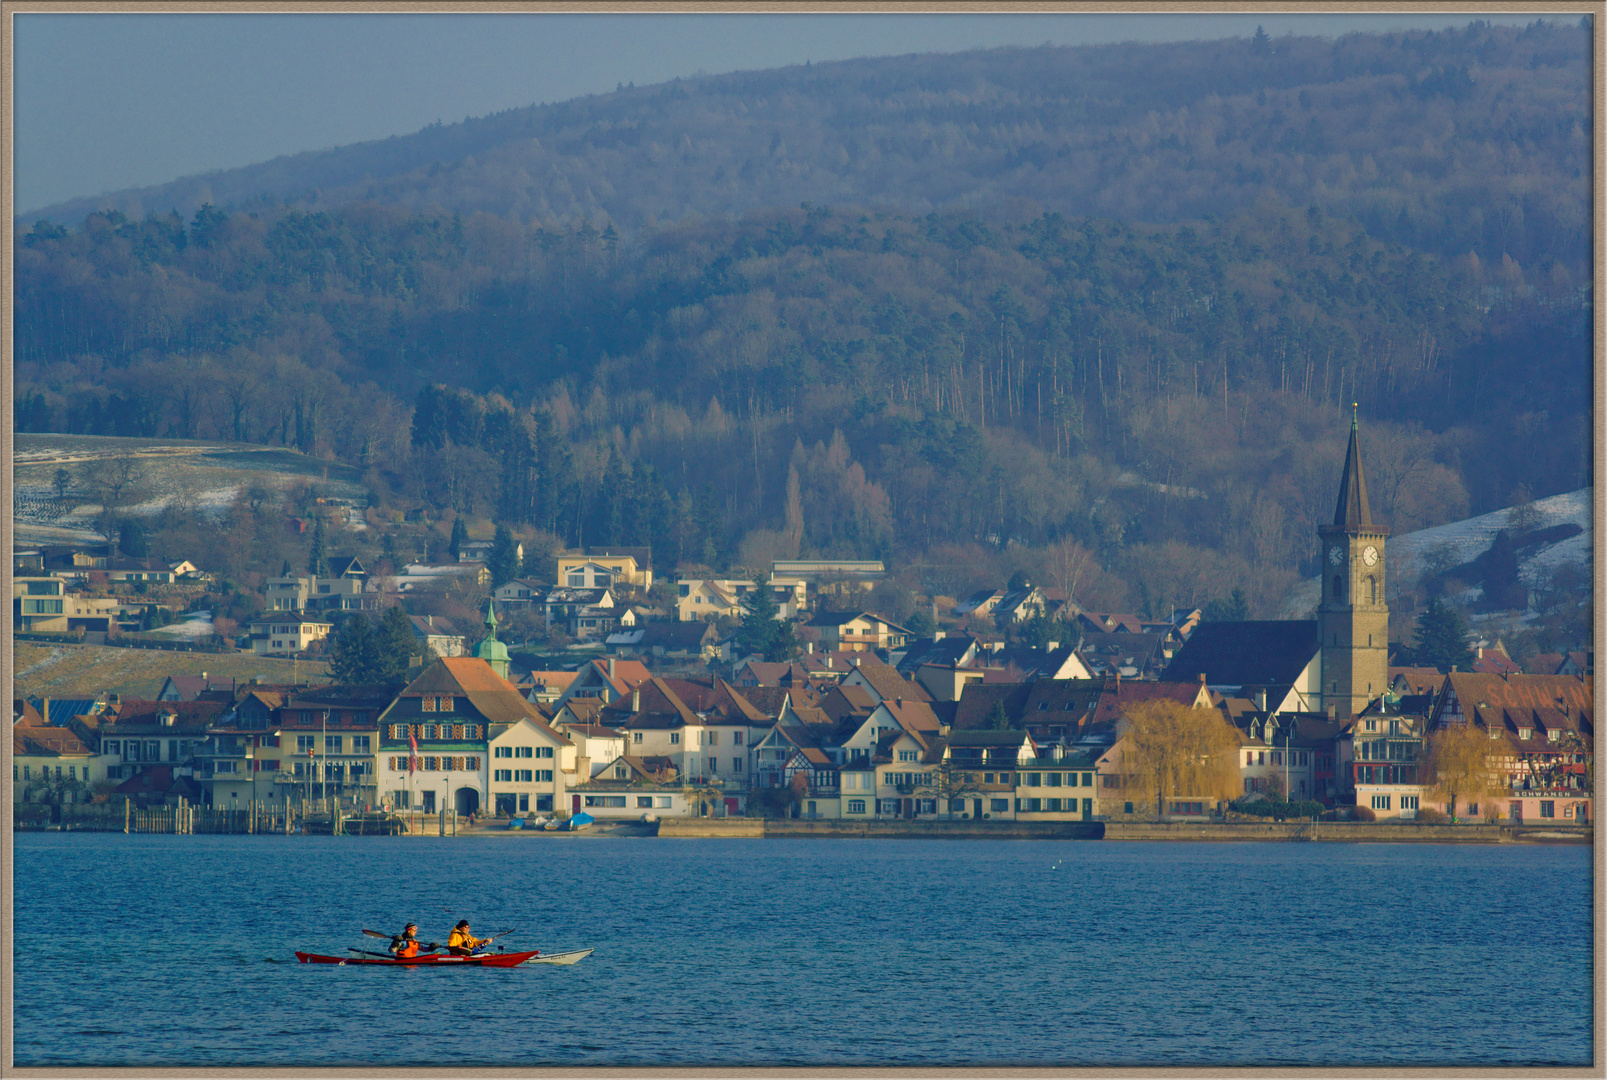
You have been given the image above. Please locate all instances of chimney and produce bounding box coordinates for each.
[608,658,616,680]
[1197,673,1207,687]
[40,697,50,724]
[1327,704,1337,721]
[852,656,861,667]
[632,688,640,712]
[426,614,433,626]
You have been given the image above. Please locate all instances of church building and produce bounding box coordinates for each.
[1162,408,1387,721]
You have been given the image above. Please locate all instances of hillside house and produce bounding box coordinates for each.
[244,613,332,657]
[557,547,653,589]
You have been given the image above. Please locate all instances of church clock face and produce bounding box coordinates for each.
[1362,545,1379,566]
[1328,546,1344,566]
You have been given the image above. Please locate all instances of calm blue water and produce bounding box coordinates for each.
[12,834,1594,1068]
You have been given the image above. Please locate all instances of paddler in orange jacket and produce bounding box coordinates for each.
[446,920,486,956]
[389,923,421,958]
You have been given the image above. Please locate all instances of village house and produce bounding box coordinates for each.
[376,657,549,816]
[11,702,121,801]
[492,578,548,610]
[572,755,691,819]
[1012,748,1101,821]
[807,611,914,653]
[408,614,469,659]
[1426,672,1593,824]
[487,716,575,818]
[542,585,618,640]
[675,578,751,621]
[243,612,332,657]
[556,547,653,589]
[263,571,370,613]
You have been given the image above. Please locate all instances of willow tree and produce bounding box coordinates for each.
[1118,700,1242,817]
[1424,723,1506,820]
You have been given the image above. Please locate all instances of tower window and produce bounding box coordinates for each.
[1367,576,1377,604]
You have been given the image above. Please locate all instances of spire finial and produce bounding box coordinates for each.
[1351,402,1358,429]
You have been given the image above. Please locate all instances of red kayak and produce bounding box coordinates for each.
[296,949,541,967]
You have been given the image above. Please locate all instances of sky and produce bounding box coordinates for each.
[13,11,1565,214]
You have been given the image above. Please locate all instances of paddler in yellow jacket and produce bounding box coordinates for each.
[446,919,486,956]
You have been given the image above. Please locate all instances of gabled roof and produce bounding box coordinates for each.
[105,699,225,731]
[878,698,944,734]
[843,656,931,703]
[815,683,880,723]
[637,621,717,650]
[736,660,814,688]
[398,657,559,730]
[158,674,240,701]
[327,556,366,578]
[582,658,652,698]
[1159,621,1320,689]
[555,698,604,725]
[948,683,1033,731]
[895,635,977,674]
[1078,612,1145,634]
[14,721,94,758]
[1090,680,1211,728]
[1438,673,1593,740]
[607,677,701,729]
[731,685,796,719]
[1389,667,1444,696]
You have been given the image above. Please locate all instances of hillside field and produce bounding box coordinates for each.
[13,642,332,701]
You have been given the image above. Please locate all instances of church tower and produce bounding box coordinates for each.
[1317,406,1389,719]
[474,599,511,681]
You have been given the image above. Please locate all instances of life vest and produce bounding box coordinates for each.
[393,938,419,958]
[447,928,478,953]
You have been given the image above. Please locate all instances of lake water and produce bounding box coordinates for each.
[11,834,1594,1068]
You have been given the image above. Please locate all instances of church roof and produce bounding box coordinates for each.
[1160,621,1320,690]
[1332,410,1380,531]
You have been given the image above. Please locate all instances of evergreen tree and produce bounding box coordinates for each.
[328,614,381,684]
[1202,587,1250,622]
[488,522,520,588]
[905,607,936,637]
[1414,596,1474,673]
[735,578,797,661]
[377,605,421,675]
[448,517,468,561]
[307,518,327,576]
[119,519,149,558]
[984,701,1013,730]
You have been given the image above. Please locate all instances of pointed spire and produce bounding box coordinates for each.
[483,598,498,638]
[1333,404,1374,529]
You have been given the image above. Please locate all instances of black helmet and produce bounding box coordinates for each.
[455,919,470,929]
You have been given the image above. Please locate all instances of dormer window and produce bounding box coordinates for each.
[1518,729,1533,741]
[1489,728,1500,740]
[1546,729,1560,742]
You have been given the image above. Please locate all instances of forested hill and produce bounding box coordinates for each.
[23,20,1590,273]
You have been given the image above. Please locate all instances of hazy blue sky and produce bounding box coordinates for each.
[15,11,1559,214]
